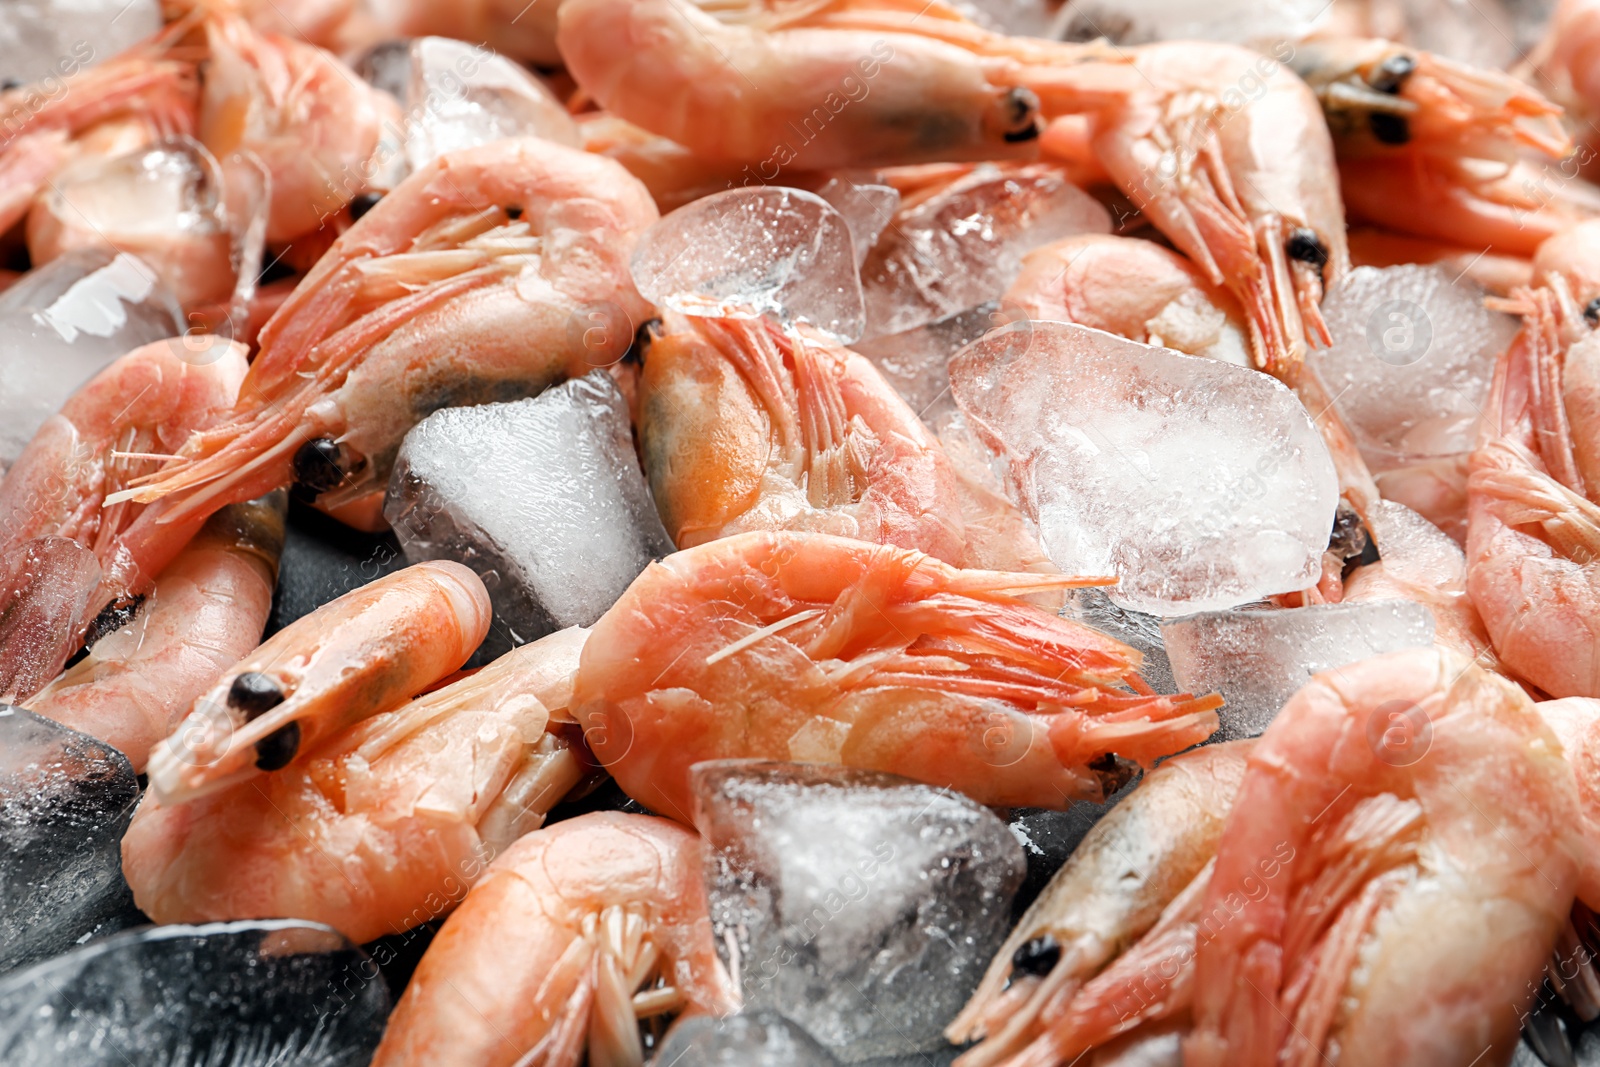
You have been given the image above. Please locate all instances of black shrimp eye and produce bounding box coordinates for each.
[228,671,286,720]
[625,317,662,366]
[1368,112,1411,145]
[1286,228,1329,270]
[1368,53,1417,95]
[292,437,346,495]
[1584,297,1600,327]
[254,722,301,771]
[348,191,383,221]
[0,78,21,92]
[1328,501,1371,561]
[1000,87,1042,143]
[1011,935,1062,977]
[504,204,524,220]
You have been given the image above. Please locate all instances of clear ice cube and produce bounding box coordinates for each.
[692,760,1025,1063]
[403,37,581,172]
[0,919,389,1065]
[1065,587,1175,696]
[654,1011,841,1066]
[0,0,161,88]
[814,177,901,267]
[0,705,139,974]
[950,321,1340,614]
[631,186,867,343]
[859,165,1109,340]
[0,538,102,704]
[0,249,182,469]
[1162,601,1436,742]
[1311,264,1516,469]
[1056,0,1327,45]
[385,371,673,649]
[853,302,1003,418]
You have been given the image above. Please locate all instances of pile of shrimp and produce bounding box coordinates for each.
[6,0,1600,1064]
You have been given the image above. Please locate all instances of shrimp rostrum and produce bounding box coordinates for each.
[572,530,1221,821]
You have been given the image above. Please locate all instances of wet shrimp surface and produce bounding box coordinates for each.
[2,2,1600,1065]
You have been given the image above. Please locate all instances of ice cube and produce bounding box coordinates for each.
[1065,588,1175,696]
[1055,0,1326,46]
[631,186,866,343]
[1311,265,1516,469]
[385,371,673,650]
[0,706,139,974]
[654,1011,841,1066]
[814,177,901,267]
[859,164,1109,340]
[950,0,1064,36]
[0,538,102,704]
[0,0,161,88]
[403,37,581,172]
[0,919,389,1065]
[1162,601,1436,741]
[692,760,1025,1063]
[950,321,1340,614]
[0,250,182,468]
[853,302,1003,418]
[1364,497,1465,587]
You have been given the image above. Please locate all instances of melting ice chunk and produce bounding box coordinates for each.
[0,250,182,468]
[859,164,1108,340]
[0,538,102,704]
[385,371,673,648]
[1065,588,1175,696]
[0,706,139,974]
[631,186,866,343]
[1055,0,1327,45]
[814,178,901,268]
[950,321,1339,614]
[402,36,581,171]
[853,302,1003,419]
[0,0,161,87]
[692,760,1024,1063]
[1162,601,1436,741]
[0,919,389,1065]
[654,1012,841,1066]
[1311,264,1516,469]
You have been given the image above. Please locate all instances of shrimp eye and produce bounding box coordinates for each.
[626,318,662,366]
[504,205,524,220]
[1367,54,1417,95]
[292,437,347,495]
[349,191,383,221]
[254,722,301,771]
[0,78,20,91]
[228,671,286,720]
[1285,229,1329,270]
[1329,501,1373,562]
[1585,297,1600,327]
[1011,935,1062,976]
[1368,112,1411,145]
[999,88,1042,143]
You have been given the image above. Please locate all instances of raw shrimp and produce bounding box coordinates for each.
[948,740,1254,1067]
[572,530,1222,821]
[638,313,966,563]
[371,811,736,1067]
[580,112,757,213]
[96,137,658,606]
[27,493,286,773]
[1466,222,1600,697]
[1187,648,1581,1067]
[124,627,591,944]
[144,559,490,804]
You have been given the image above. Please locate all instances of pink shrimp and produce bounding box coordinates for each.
[124,626,591,944]
[1535,696,1600,909]
[371,811,736,1067]
[366,0,566,66]
[27,493,286,772]
[144,559,490,804]
[93,137,658,610]
[572,530,1221,821]
[638,313,966,563]
[1187,648,1581,1066]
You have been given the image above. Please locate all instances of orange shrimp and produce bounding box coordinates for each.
[124,626,591,944]
[95,137,658,609]
[638,313,966,563]
[371,811,736,1067]
[27,493,286,772]
[366,0,565,67]
[144,559,490,804]
[1348,225,1533,296]
[1187,648,1581,1066]
[572,530,1221,821]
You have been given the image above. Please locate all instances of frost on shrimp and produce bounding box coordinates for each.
[371,811,736,1067]
[572,530,1222,821]
[97,137,658,603]
[1188,648,1581,1067]
[123,626,592,945]
[638,312,965,563]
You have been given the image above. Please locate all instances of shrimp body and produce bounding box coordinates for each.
[28,494,286,772]
[573,530,1221,820]
[556,0,1044,170]
[99,137,658,602]
[949,740,1254,1067]
[124,627,591,944]
[145,559,491,804]
[371,0,565,66]
[1187,648,1581,1067]
[1535,696,1600,909]
[639,313,965,563]
[372,811,736,1067]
